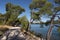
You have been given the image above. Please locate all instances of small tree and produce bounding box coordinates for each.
[19,16,29,31]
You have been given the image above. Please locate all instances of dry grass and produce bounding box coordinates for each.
[0,25,12,31]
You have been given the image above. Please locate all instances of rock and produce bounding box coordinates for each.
[1,36,6,40]
[8,27,21,30]
[0,27,42,40]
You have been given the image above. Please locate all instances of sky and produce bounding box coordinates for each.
[0,0,58,22]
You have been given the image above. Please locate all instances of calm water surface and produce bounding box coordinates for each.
[30,24,60,40]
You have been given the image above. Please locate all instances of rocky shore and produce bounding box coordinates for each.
[0,27,42,40]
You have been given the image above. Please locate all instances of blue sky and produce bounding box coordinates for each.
[0,0,58,22]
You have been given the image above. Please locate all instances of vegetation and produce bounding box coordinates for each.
[29,0,60,40]
[0,3,25,25]
[19,16,29,31]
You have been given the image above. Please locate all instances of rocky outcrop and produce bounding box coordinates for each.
[0,27,42,40]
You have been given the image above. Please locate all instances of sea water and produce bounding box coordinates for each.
[30,24,60,40]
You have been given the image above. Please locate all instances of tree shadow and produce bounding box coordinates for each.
[8,35,26,40]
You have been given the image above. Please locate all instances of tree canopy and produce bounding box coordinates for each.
[0,3,25,25]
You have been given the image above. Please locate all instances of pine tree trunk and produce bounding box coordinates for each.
[47,13,56,40]
[26,22,29,31]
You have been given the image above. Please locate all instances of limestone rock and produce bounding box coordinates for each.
[0,27,41,40]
